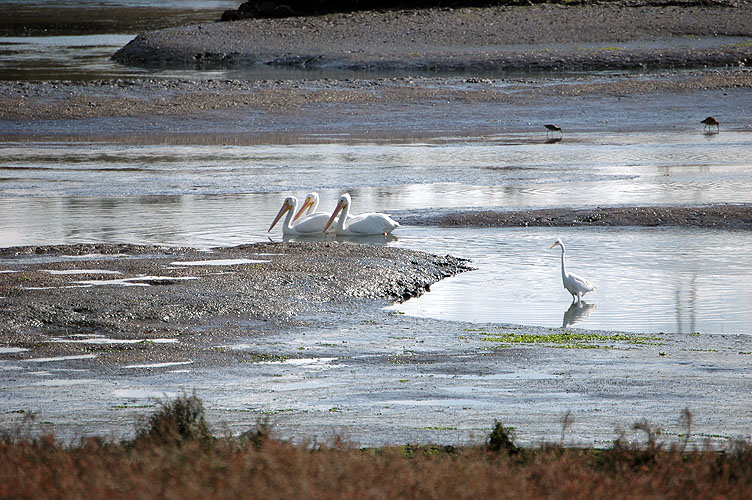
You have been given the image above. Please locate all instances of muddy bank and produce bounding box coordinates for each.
[2,70,751,135]
[406,204,752,230]
[1,245,750,447]
[0,241,470,366]
[220,0,743,20]
[0,5,233,37]
[112,4,752,72]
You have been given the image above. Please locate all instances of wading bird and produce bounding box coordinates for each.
[292,192,334,232]
[544,124,563,137]
[268,196,332,235]
[549,238,596,303]
[322,193,399,236]
[701,116,720,133]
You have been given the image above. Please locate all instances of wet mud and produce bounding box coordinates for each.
[0,241,470,361]
[408,205,752,230]
[2,69,751,139]
[112,4,752,72]
[0,4,235,36]
[2,1,752,446]
[1,242,749,446]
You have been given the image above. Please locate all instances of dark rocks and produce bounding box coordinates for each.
[113,4,752,73]
[415,205,752,229]
[220,0,742,21]
[0,242,472,344]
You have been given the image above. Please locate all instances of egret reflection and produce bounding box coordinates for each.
[563,301,597,328]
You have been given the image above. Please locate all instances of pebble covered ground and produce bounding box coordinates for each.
[112,3,752,71]
[0,241,471,365]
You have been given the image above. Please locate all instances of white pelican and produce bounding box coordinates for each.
[268,196,331,235]
[291,192,334,233]
[322,193,399,236]
[549,238,595,303]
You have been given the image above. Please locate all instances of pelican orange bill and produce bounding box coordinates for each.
[293,197,314,222]
[268,200,292,232]
[323,199,346,233]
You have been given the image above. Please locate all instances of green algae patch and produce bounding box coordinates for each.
[480,331,662,349]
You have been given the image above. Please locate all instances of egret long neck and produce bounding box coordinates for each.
[559,246,567,279]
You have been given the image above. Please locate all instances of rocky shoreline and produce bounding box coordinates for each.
[112,4,752,72]
[2,241,750,446]
[0,242,471,365]
[2,69,751,132]
[407,205,752,229]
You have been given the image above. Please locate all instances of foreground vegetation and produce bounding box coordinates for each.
[2,395,751,499]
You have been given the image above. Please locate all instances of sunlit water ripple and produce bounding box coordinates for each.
[1,131,751,334]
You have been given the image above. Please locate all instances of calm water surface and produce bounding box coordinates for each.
[1,131,751,335]
[390,226,752,335]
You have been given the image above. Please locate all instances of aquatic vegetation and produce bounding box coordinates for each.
[479,331,662,349]
[249,353,290,362]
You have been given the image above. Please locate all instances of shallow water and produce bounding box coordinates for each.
[390,226,752,335]
[0,0,241,79]
[2,4,751,82]
[1,131,751,335]
[2,132,749,200]
[1,34,142,81]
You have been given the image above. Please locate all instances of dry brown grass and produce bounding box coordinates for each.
[2,397,751,500]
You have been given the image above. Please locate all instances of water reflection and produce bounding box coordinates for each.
[280,233,397,245]
[2,133,752,206]
[562,301,597,328]
[1,133,752,335]
[389,226,752,335]
[674,273,698,334]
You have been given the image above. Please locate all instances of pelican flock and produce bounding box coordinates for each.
[292,192,334,232]
[268,196,333,235]
[268,192,398,236]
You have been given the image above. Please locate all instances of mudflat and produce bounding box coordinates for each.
[112,3,752,72]
[2,1,752,446]
[0,242,470,363]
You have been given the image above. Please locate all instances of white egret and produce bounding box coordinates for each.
[291,192,335,233]
[268,196,331,235]
[322,193,399,236]
[549,238,595,303]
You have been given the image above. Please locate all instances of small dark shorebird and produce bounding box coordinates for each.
[701,116,720,133]
[544,124,563,137]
